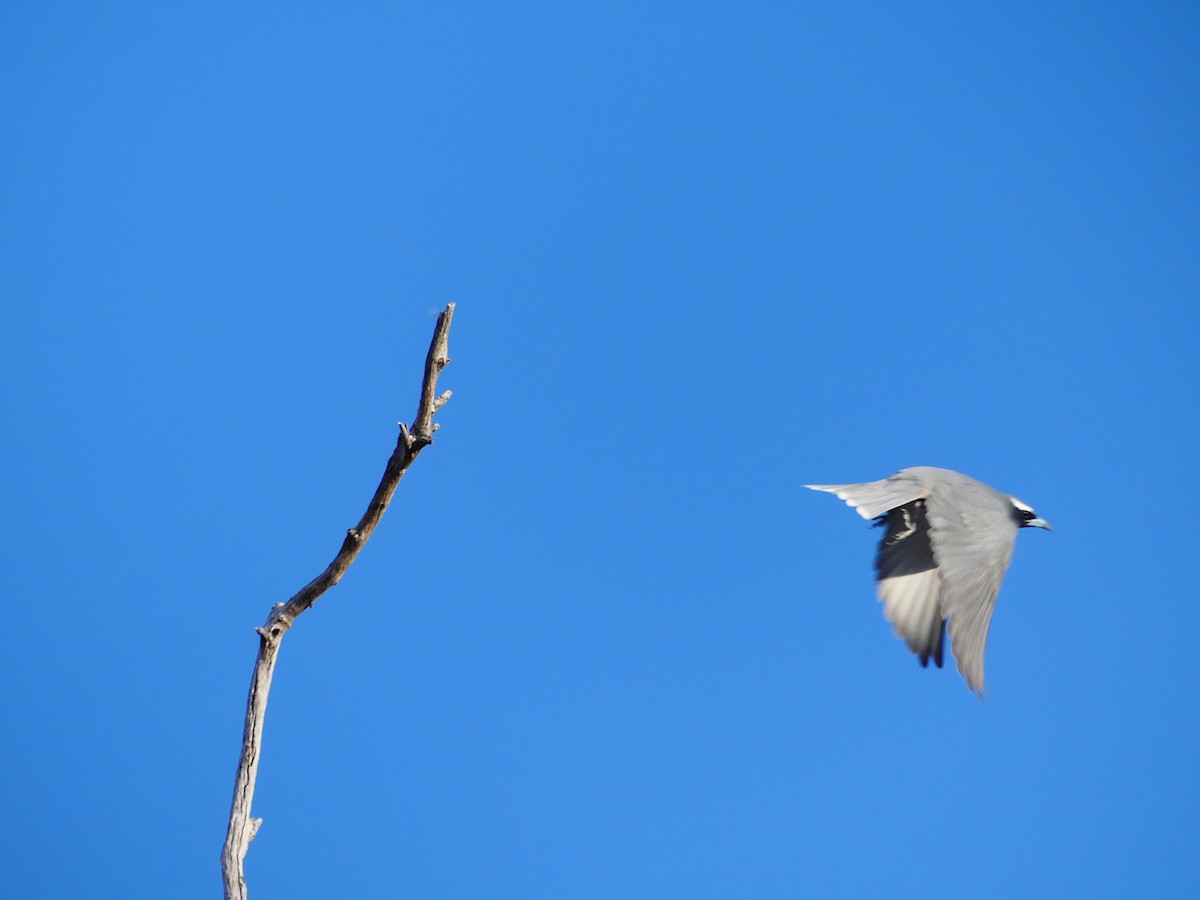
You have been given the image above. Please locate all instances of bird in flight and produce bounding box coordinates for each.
[806,467,1051,696]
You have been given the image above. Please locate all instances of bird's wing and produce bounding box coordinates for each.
[804,473,926,521]
[924,488,1019,696]
[874,502,944,668]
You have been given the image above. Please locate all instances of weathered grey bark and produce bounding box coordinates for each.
[221,303,455,900]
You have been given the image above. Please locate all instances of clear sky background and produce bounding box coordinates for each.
[2,3,1197,898]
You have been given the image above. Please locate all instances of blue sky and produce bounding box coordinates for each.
[2,3,1198,897]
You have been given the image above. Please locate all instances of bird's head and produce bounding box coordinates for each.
[1009,496,1052,530]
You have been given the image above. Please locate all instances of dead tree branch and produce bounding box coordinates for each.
[221,303,455,900]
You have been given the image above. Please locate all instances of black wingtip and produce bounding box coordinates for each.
[918,624,947,669]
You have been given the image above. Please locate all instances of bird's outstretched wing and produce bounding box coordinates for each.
[924,486,1020,695]
[804,473,926,521]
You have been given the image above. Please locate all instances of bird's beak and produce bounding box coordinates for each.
[1027,517,1053,531]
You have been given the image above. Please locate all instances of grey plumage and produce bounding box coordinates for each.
[806,467,1051,695]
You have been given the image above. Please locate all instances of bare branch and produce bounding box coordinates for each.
[221,303,456,900]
